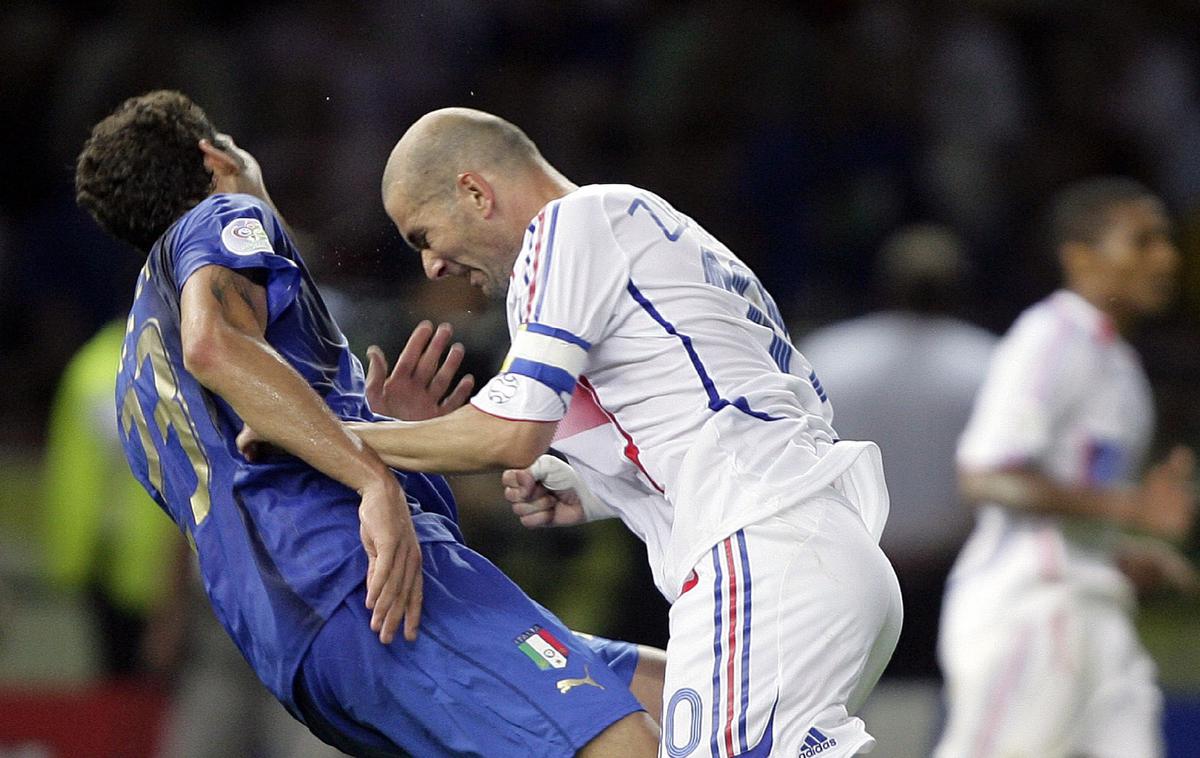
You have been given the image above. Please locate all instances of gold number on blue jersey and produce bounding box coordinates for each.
[119,318,213,526]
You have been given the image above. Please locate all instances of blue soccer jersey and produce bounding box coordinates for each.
[115,193,459,707]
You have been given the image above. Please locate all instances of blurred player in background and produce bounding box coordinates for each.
[75,91,661,757]
[934,177,1197,758]
[351,108,902,757]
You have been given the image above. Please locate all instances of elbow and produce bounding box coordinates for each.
[491,421,552,470]
[181,321,229,385]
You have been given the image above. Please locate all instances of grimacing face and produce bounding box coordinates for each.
[387,191,514,300]
[1089,198,1179,317]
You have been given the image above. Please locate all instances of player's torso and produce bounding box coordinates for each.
[512,185,834,498]
[115,196,384,700]
[952,293,1153,600]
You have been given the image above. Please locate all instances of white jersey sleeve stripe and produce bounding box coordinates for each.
[505,358,577,397]
[523,209,547,321]
[502,324,589,378]
[532,201,562,322]
[524,322,591,350]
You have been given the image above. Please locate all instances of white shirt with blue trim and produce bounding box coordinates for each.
[471,185,890,599]
[951,289,1154,601]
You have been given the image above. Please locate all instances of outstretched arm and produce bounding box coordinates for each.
[181,263,422,643]
[347,405,556,473]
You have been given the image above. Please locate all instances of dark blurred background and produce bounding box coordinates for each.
[2,1,1199,756]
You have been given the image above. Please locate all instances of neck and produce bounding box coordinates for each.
[1070,282,1133,334]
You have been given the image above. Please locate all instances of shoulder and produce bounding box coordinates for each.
[170,194,286,258]
[182,193,276,227]
[1005,291,1101,355]
[555,184,654,223]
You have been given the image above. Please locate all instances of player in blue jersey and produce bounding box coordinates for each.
[74,90,661,757]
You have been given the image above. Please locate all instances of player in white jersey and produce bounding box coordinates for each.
[934,177,1196,758]
[347,108,903,756]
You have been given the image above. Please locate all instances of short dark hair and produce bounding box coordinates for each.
[1050,176,1158,249]
[75,90,218,252]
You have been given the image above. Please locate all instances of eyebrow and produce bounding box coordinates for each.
[404,227,429,253]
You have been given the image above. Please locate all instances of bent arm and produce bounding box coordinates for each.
[180,264,392,492]
[959,466,1134,523]
[348,405,557,474]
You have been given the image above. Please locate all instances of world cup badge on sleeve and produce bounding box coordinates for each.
[221,217,274,256]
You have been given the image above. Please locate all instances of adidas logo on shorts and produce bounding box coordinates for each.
[798,726,837,756]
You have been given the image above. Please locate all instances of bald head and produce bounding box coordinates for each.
[381,109,577,298]
[382,108,544,209]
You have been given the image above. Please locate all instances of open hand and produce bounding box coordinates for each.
[365,321,475,422]
[359,477,423,643]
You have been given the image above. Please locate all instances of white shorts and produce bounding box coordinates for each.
[935,583,1163,758]
[661,489,902,757]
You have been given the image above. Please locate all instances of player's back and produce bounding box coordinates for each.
[115,193,457,708]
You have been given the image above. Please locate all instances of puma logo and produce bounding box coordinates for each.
[556,665,605,694]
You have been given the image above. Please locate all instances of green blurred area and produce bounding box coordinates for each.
[0,452,43,576]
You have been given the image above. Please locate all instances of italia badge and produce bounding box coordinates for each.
[515,625,569,670]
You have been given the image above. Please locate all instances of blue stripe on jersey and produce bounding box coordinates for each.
[744,305,793,373]
[808,370,828,403]
[524,322,592,351]
[710,545,725,758]
[532,202,561,322]
[505,357,575,396]
[626,280,782,422]
[735,529,752,753]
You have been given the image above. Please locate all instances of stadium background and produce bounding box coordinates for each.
[1,0,1199,755]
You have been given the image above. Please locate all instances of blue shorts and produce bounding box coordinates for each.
[293,539,643,757]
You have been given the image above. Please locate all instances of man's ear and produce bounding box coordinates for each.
[457,172,495,218]
[199,138,241,179]
[1059,240,1095,282]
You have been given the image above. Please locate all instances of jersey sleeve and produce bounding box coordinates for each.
[957,310,1092,472]
[171,195,302,325]
[471,194,630,421]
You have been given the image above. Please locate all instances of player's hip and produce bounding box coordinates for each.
[661,498,902,757]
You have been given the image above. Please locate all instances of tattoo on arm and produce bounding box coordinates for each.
[208,268,269,333]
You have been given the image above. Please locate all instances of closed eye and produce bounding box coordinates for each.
[405,228,430,253]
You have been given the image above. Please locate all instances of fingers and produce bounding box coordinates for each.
[415,323,456,386]
[378,546,423,644]
[440,374,476,413]
[402,553,423,642]
[502,469,539,501]
[365,541,393,613]
[394,320,435,379]
[364,345,387,399]
[427,341,465,398]
[510,494,557,528]
[518,511,555,528]
[501,468,528,489]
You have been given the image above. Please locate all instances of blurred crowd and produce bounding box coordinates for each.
[2,0,1200,754]
[4,0,1200,443]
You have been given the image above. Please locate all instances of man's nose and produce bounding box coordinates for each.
[421,251,447,280]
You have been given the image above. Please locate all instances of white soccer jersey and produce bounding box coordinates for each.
[936,289,1162,757]
[471,184,888,599]
[952,289,1154,598]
